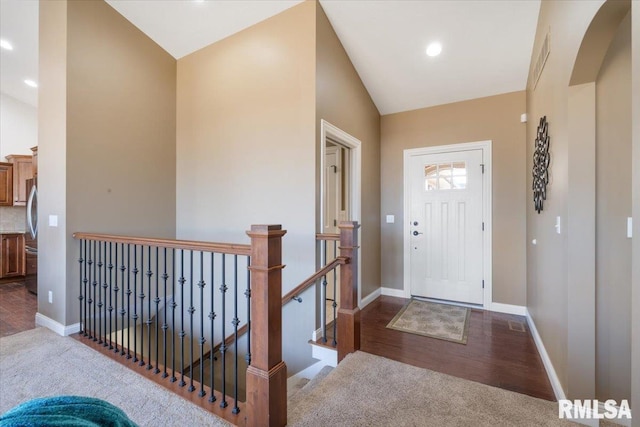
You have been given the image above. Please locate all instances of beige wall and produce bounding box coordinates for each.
[631,3,640,422]
[38,0,68,324]
[315,2,381,298]
[526,0,638,401]
[38,0,177,325]
[0,93,37,159]
[595,11,632,402]
[176,1,317,373]
[526,0,603,397]
[380,91,527,306]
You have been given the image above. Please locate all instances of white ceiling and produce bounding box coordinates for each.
[0,0,540,115]
[105,0,305,60]
[320,0,540,114]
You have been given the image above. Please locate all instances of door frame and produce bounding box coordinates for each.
[403,140,492,308]
[320,119,362,305]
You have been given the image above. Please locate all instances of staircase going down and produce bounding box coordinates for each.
[286,351,573,427]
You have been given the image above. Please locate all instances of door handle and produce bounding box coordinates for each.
[413,231,423,236]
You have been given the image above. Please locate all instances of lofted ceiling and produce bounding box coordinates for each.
[0,0,540,115]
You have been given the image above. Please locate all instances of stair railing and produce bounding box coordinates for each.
[292,221,360,362]
[74,221,359,427]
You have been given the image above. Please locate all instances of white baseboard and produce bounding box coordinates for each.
[35,313,80,336]
[311,327,322,342]
[381,287,407,298]
[490,302,527,316]
[359,288,381,309]
[312,324,336,342]
[525,309,566,401]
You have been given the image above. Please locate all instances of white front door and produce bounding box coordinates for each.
[408,149,484,305]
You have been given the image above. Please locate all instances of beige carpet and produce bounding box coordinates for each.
[2,328,576,427]
[288,351,576,427]
[387,299,471,344]
[0,328,232,426]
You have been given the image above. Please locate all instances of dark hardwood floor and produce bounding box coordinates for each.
[1,281,554,402]
[360,296,555,401]
[0,281,37,338]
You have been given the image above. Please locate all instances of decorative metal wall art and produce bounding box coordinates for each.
[532,116,550,213]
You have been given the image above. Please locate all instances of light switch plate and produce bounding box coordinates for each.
[555,216,561,234]
[627,217,632,238]
[386,215,395,224]
[49,215,58,227]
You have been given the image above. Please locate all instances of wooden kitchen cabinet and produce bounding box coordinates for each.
[5,155,33,206]
[0,233,25,278]
[0,163,13,206]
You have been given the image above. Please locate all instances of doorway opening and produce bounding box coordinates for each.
[319,120,362,322]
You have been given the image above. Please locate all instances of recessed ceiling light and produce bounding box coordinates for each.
[426,42,442,57]
[24,79,38,88]
[0,39,13,51]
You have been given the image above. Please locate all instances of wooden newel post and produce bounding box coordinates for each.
[246,225,287,427]
[337,221,361,363]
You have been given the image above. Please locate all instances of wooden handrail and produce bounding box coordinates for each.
[205,255,349,361]
[281,256,348,305]
[72,232,251,256]
[316,233,340,241]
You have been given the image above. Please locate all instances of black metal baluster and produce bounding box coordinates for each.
[92,241,97,341]
[208,253,217,403]
[78,240,84,335]
[219,253,228,408]
[332,241,338,346]
[126,244,132,359]
[245,256,251,367]
[154,247,160,374]
[188,251,195,393]
[120,243,129,356]
[146,246,153,370]
[87,241,93,339]
[102,242,108,346]
[108,242,114,349]
[114,243,120,353]
[133,245,139,363]
[179,249,186,387]
[162,247,169,378]
[83,240,88,337]
[321,241,327,343]
[170,248,177,383]
[197,251,206,397]
[121,243,128,357]
[232,254,240,414]
[322,275,328,344]
[97,242,103,344]
[139,247,145,366]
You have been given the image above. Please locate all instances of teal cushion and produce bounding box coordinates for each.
[0,396,138,427]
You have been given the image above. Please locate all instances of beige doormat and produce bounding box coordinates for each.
[386,299,470,344]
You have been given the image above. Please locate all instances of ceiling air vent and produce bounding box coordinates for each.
[532,30,550,89]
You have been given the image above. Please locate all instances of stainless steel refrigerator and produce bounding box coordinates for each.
[25,177,37,294]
